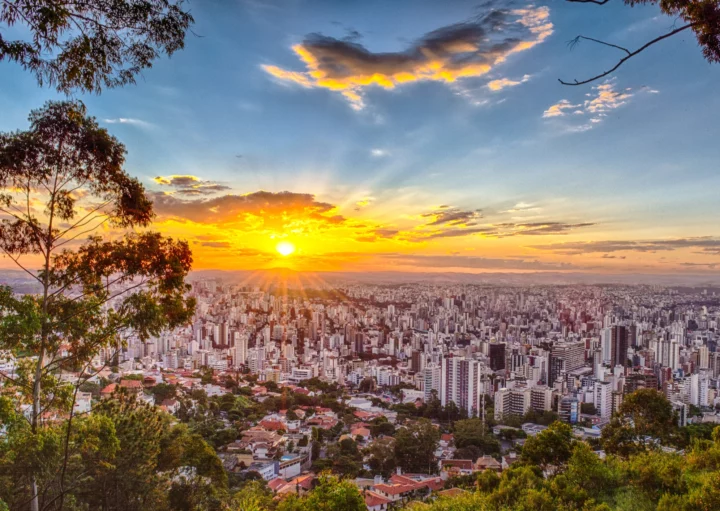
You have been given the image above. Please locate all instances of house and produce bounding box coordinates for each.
[439,434,454,448]
[100,383,117,399]
[439,459,474,478]
[501,452,520,471]
[119,379,142,395]
[268,473,316,498]
[371,483,417,502]
[475,455,502,473]
[364,490,392,511]
[160,399,180,414]
[351,425,372,440]
[259,419,286,432]
[247,461,277,481]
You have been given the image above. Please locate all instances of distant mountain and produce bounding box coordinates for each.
[3,267,720,291]
[186,268,720,287]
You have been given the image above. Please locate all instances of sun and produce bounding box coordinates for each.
[275,241,296,257]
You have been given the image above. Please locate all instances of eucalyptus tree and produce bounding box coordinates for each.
[0,0,194,94]
[0,100,195,511]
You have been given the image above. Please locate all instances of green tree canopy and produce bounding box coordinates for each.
[0,100,195,511]
[0,0,194,93]
[601,389,678,457]
[394,419,440,474]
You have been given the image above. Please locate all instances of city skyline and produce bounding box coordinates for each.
[2,0,720,275]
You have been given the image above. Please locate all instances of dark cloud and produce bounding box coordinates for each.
[422,208,482,226]
[154,175,199,187]
[355,228,401,243]
[150,190,345,229]
[409,219,595,242]
[513,222,596,235]
[199,241,231,249]
[378,253,584,271]
[262,6,552,109]
[424,227,498,239]
[153,175,231,196]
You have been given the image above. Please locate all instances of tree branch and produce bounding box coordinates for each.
[559,22,697,85]
[567,0,610,4]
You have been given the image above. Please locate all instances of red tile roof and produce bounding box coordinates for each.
[364,490,392,507]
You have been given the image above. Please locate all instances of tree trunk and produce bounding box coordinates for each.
[30,347,44,511]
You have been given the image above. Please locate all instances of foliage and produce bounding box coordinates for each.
[394,418,440,474]
[0,100,195,511]
[520,421,575,474]
[0,393,226,510]
[0,0,194,93]
[601,389,678,457]
[453,418,500,456]
[277,474,366,511]
[364,437,397,478]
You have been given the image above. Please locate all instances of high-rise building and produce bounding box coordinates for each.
[441,357,485,415]
[488,342,506,371]
[549,339,585,385]
[423,364,441,402]
[594,380,612,420]
[234,332,248,368]
[558,396,579,424]
[611,325,628,368]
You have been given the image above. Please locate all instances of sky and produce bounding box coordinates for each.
[2,0,720,275]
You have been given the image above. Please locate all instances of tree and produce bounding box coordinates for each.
[0,101,195,511]
[561,0,720,85]
[563,442,620,502]
[288,474,366,511]
[0,392,227,511]
[580,402,597,415]
[520,421,575,474]
[324,438,363,478]
[370,417,395,438]
[152,382,178,403]
[230,481,274,511]
[394,419,440,474]
[601,389,677,457]
[364,437,397,478]
[453,418,500,456]
[0,0,194,94]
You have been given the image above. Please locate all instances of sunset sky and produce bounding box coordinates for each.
[2,0,720,274]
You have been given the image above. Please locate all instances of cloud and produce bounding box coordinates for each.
[103,118,152,128]
[355,197,374,208]
[262,5,553,109]
[150,190,346,231]
[542,99,580,118]
[421,207,482,226]
[355,228,401,243]
[199,241,232,248]
[543,79,656,131]
[406,215,595,242]
[377,253,582,271]
[370,148,389,157]
[153,175,232,195]
[584,81,632,115]
[504,202,540,213]
[487,74,531,91]
[154,175,200,187]
[531,237,720,255]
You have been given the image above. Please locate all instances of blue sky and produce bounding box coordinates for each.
[2,0,720,273]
